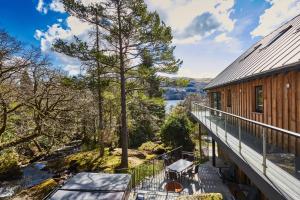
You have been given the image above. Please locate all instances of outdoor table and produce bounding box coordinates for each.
[166,159,193,181]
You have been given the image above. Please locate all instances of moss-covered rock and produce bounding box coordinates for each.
[13,179,58,200]
[176,193,223,200]
[0,150,22,180]
[138,141,167,154]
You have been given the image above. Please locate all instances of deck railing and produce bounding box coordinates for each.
[117,146,202,193]
[191,102,300,179]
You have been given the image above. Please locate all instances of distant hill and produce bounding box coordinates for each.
[161,77,213,100]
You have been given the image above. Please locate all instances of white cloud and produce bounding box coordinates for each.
[36,0,48,14]
[64,64,82,76]
[146,0,235,44]
[49,0,65,13]
[173,35,202,45]
[35,14,92,75]
[251,0,300,37]
[35,0,238,76]
[214,33,233,43]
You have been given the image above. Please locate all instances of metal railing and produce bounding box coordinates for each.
[127,146,202,194]
[191,102,300,179]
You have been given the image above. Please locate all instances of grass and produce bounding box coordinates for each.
[46,147,149,174]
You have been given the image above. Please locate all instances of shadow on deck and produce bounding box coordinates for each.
[129,161,233,200]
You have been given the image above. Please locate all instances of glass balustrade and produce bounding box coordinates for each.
[191,102,300,180]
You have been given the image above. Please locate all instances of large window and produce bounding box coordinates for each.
[227,89,232,107]
[211,92,221,110]
[254,85,263,113]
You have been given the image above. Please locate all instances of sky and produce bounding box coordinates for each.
[1,0,300,78]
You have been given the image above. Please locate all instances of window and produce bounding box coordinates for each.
[262,25,292,49]
[227,89,232,107]
[239,44,262,62]
[211,92,221,110]
[254,86,263,113]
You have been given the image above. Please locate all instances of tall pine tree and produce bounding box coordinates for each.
[60,0,182,167]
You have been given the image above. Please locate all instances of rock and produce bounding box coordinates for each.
[12,179,58,200]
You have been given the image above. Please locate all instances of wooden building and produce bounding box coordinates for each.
[191,14,300,200]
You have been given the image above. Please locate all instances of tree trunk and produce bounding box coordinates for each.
[0,97,7,136]
[117,1,128,168]
[95,13,105,157]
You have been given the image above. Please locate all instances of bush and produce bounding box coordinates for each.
[160,106,194,151]
[138,141,167,154]
[177,193,223,200]
[0,149,22,180]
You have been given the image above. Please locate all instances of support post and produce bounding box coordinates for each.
[238,120,242,153]
[262,128,267,175]
[225,114,227,142]
[205,107,207,125]
[152,159,155,180]
[199,124,202,162]
[216,112,218,135]
[212,139,216,167]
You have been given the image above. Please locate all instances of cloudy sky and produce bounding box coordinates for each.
[1,0,300,78]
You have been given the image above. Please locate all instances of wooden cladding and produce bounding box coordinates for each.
[208,70,300,155]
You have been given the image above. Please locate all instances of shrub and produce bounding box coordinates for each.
[0,149,22,180]
[177,193,223,200]
[138,141,167,154]
[160,106,194,151]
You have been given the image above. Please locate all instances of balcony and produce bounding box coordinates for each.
[190,103,300,200]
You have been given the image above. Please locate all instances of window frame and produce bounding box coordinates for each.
[254,85,263,113]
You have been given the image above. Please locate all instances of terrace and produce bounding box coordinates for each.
[129,147,234,200]
[190,102,300,200]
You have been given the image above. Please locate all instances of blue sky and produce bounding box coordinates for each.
[1,0,300,78]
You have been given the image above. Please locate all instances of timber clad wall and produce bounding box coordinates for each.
[208,70,300,155]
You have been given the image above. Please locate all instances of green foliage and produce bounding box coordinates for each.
[138,141,167,154]
[177,193,223,200]
[161,77,190,87]
[160,105,195,151]
[0,149,22,180]
[128,95,165,148]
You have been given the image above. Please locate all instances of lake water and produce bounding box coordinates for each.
[165,100,182,113]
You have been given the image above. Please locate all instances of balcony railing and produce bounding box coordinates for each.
[191,102,300,199]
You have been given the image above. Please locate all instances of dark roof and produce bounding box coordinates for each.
[48,173,131,200]
[205,14,300,90]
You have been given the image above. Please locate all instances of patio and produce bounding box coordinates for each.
[129,159,233,200]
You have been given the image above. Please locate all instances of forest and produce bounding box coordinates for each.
[0,1,204,198]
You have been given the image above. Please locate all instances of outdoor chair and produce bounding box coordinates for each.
[167,170,180,180]
[182,151,195,162]
[183,164,199,179]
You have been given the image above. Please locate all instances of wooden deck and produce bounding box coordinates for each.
[129,161,233,200]
[191,111,300,200]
